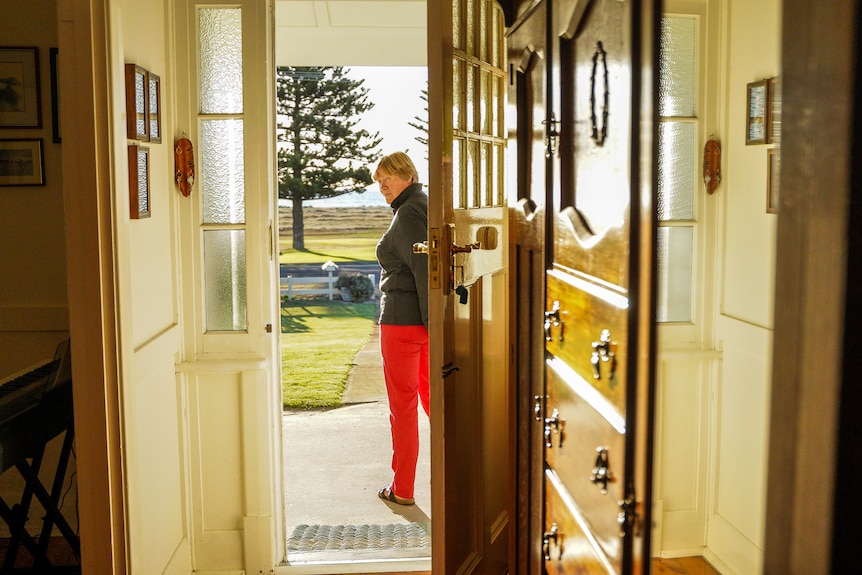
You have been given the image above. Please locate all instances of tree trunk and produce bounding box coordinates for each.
[292,197,305,250]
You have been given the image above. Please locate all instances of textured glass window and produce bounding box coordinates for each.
[200,119,245,224]
[467,139,477,207]
[658,121,695,220]
[452,0,462,51]
[466,64,476,133]
[659,16,696,117]
[479,0,487,61]
[481,142,490,206]
[453,138,465,209]
[465,0,474,56]
[199,8,243,114]
[480,68,490,135]
[453,60,463,130]
[204,230,247,331]
[656,227,692,322]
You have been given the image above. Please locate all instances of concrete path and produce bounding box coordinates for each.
[281,324,431,564]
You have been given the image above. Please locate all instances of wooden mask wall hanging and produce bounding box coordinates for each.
[703,136,721,194]
[174,135,195,197]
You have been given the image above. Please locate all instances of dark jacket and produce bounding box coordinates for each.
[376,183,429,329]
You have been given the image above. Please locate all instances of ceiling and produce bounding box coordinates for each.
[275,0,427,66]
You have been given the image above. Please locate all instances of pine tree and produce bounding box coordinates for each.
[407,86,429,155]
[276,67,382,250]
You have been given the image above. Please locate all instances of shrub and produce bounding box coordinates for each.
[336,272,375,302]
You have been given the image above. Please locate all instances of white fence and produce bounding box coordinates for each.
[280,273,377,301]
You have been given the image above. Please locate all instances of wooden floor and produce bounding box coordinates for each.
[653,556,722,575]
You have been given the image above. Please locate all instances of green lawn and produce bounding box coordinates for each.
[280,299,378,409]
[279,234,380,264]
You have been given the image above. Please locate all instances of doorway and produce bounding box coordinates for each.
[277,64,433,569]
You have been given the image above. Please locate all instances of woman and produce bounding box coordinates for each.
[374,152,429,506]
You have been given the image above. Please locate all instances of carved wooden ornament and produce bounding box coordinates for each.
[174,136,195,197]
[703,136,721,195]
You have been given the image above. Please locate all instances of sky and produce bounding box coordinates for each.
[346,66,429,184]
[281,66,429,207]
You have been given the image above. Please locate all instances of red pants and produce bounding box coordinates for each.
[380,324,430,500]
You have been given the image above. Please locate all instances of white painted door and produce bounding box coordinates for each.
[174,1,282,571]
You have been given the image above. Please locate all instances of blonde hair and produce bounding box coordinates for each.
[374,152,418,183]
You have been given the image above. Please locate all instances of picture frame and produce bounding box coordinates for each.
[0,139,45,186]
[50,48,61,143]
[746,79,771,145]
[124,64,149,141]
[128,144,151,219]
[0,47,42,128]
[767,148,780,214]
[148,72,161,143]
[768,76,781,144]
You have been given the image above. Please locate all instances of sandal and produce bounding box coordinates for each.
[378,485,415,506]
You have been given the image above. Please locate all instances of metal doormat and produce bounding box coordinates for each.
[288,523,431,552]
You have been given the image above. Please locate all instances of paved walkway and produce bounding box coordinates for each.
[281,324,431,564]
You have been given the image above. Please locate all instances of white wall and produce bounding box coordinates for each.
[0,1,69,375]
[656,1,781,573]
[708,1,780,573]
[109,1,190,572]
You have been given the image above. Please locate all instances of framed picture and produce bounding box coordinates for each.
[0,139,44,186]
[768,76,781,144]
[50,48,61,143]
[746,79,770,145]
[0,47,42,128]
[128,144,151,219]
[124,64,149,141]
[148,72,161,143]
[767,148,780,214]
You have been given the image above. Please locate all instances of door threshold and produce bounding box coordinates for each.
[276,556,431,574]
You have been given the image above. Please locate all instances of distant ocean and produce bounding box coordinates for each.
[279,186,389,209]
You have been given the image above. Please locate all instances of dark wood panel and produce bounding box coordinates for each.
[545,468,620,573]
[545,363,625,563]
[546,270,628,414]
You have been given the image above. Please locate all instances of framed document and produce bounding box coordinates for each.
[746,79,770,145]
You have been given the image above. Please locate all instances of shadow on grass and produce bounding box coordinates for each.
[287,248,369,263]
[281,298,378,333]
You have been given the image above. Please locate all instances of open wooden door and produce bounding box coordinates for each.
[539,0,658,572]
[427,0,511,573]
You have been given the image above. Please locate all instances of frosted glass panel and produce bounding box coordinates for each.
[659,16,696,117]
[199,8,243,114]
[204,230,247,331]
[656,227,692,322]
[658,121,695,220]
[201,119,245,224]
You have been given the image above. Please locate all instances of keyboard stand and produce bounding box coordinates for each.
[0,381,78,573]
